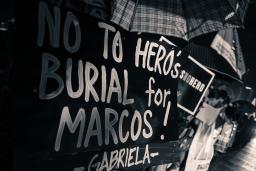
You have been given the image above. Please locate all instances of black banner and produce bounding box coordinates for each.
[13,1,213,171]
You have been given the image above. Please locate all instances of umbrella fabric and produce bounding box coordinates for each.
[227,0,250,25]
[111,0,186,38]
[183,42,241,80]
[110,0,250,40]
[211,28,246,79]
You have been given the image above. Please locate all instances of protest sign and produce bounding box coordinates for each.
[13,1,214,170]
[14,1,183,170]
[160,37,215,115]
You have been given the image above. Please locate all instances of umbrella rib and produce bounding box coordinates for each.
[181,0,189,40]
[226,0,242,21]
[181,0,205,40]
[229,29,238,75]
[129,0,140,31]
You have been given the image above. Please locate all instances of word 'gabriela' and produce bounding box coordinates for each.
[82,145,153,171]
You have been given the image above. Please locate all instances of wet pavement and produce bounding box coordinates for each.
[209,121,256,171]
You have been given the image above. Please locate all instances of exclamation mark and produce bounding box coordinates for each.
[161,101,171,140]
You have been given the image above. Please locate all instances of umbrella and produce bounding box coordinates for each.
[183,41,242,81]
[211,28,246,79]
[111,0,250,41]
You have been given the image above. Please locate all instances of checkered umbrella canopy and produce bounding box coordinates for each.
[211,28,246,79]
[111,0,250,40]
[183,42,242,81]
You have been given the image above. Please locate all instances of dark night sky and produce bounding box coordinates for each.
[0,0,14,21]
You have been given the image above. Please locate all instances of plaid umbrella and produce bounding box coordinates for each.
[211,28,246,79]
[183,42,242,81]
[111,0,250,40]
